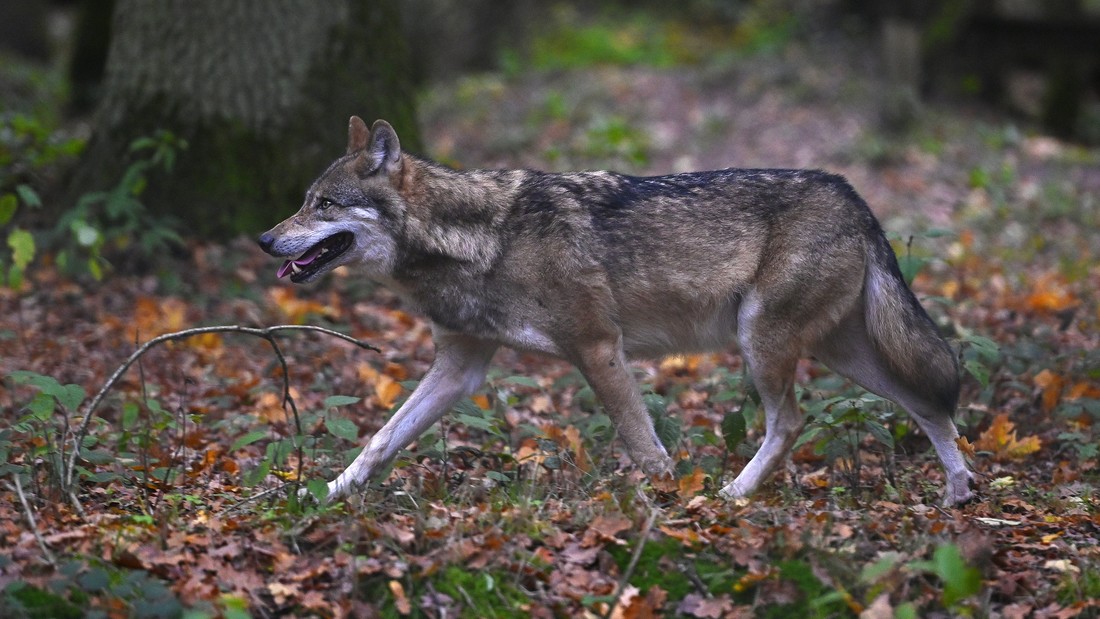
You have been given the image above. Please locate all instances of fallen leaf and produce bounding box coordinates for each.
[676,593,736,618]
[588,514,632,545]
[267,581,298,605]
[974,517,1023,527]
[975,414,1042,461]
[860,594,893,619]
[267,287,332,323]
[1033,369,1065,413]
[1043,560,1079,574]
[956,436,976,458]
[609,584,641,619]
[678,467,706,499]
[563,425,590,472]
[390,580,412,615]
[1024,272,1078,313]
[659,524,701,546]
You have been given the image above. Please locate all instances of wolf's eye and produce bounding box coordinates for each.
[319,198,336,209]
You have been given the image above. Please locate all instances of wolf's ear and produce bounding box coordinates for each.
[354,119,402,177]
[347,116,370,154]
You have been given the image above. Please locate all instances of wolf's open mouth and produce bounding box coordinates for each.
[277,232,354,282]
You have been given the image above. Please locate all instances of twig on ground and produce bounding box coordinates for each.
[64,324,379,493]
[224,484,289,514]
[602,506,659,619]
[9,476,57,567]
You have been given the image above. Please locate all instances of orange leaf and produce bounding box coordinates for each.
[375,374,402,409]
[188,331,223,352]
[133,296,187,337]
[267,287,330,324]
[358,363,403,409]
[471,393,491,410]
[659,354,712,376]
[564,425,590,472]
[956,435,976,458]
[678,467,706,499]
[1068,381,1100,400]
[659,524,701,546]
[1024,273,1078,313]
[975,414,1042,462]
[590,514,633,542]
[1033,369,1065,413]
[389,580,411,615]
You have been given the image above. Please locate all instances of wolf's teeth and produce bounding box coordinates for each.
[291,263,302,274]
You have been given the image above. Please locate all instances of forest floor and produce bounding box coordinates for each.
[2,9,1100,619]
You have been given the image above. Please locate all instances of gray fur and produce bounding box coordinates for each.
[258,117,975,506]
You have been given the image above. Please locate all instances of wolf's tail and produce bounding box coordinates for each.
[863,232,960,415]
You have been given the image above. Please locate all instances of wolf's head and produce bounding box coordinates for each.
[257,116,405,283]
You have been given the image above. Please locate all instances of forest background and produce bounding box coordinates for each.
[1,1,1098,617]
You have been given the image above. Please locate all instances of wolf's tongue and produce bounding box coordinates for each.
[276,245,324,279]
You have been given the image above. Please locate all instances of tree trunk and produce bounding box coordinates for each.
[69,0,419,239]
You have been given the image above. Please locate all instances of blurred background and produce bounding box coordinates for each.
[1,0,1098,279]
[2,6,1098,615]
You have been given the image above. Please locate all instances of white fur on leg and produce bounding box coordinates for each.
[324,333,497,502]
[913,415,975,506]
[718,384,804,500]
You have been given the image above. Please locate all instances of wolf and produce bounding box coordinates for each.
[258,116,976,506]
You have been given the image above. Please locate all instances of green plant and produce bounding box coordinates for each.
[0,113,85,288]
[886,228,954,285]
[1056,562,1100,607]
[1,188,38,289]
[55,130,187,280]
[0,558,197,619]
[3,371,88,494]
[522,8,681,72]
[907,543,982,608]
[795,391,899,499]
[580,115,650,169]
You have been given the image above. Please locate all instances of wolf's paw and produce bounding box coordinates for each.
[296,485,319,504]
[942,470,978,507]
[295,480,341,505]
[718,481,753,506]
[638,453,675,478]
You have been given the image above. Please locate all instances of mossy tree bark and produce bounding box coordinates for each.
[70,0,419,239]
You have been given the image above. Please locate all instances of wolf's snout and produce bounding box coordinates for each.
[257,232,275,254]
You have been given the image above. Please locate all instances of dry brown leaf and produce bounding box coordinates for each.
[588,514,633,545]
[267,581,298,605]
[389,580,412,615]
[267,287,332,323]
[975,414,1042,461]
[1024,273,1078,313]
[1033,369,1065,413]
[678,467,706,499]
[676,593,736,618]
[564,424,591,472]
[658,524,701,546]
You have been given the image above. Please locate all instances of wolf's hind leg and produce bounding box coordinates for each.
[811,313,975,506]
[720,296,806,499]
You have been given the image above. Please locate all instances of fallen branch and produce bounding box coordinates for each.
[64,324,379,492]
[8,476,57,567]
[602,507,659,619]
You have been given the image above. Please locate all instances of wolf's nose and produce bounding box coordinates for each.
[257,232,275,253]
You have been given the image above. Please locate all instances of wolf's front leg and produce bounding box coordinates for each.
[575,337,674,476]
[325,333,498,501]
